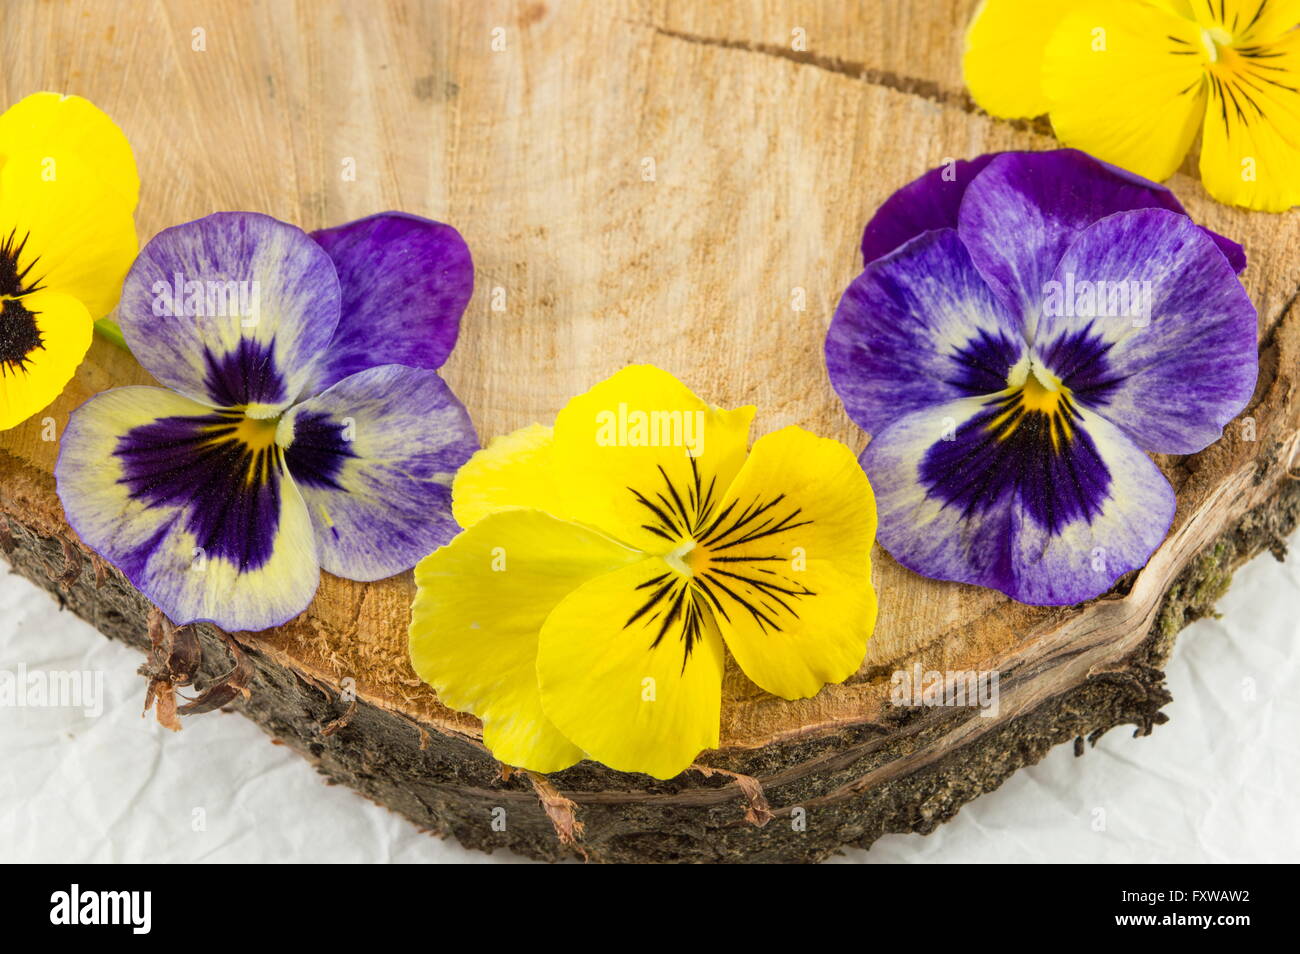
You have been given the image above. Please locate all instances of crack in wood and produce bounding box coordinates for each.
[642,23,1054,137]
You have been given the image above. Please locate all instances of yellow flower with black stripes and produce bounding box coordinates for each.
[408,366,878,780]
[0,93,138,429]
[964,0,1300,211]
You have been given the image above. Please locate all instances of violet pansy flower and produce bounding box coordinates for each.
[55,211,478,631]
[827,150,1258,605]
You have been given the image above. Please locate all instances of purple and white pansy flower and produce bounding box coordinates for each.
[55,211,479,631]
[827,149,1258,606]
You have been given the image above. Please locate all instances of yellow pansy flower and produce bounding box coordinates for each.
[964,0,1300,211]
[409,366,878,779]
[0,92,138,429]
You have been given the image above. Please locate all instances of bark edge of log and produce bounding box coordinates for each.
[3,475,1295,863]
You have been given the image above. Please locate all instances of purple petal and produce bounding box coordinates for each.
[827,228,1027,435]
[862,394,1176,605]
[1039,208,1258,454]
[864,151,1242,274]
[1082,157,1245,273]
[860,154,997,266]
[55,386,321,630]
[280,364,479,581]
[305,213,473,395]
[118,213,340,414]
[958,150,1246,316]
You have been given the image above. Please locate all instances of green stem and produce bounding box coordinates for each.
[93,317,129,352]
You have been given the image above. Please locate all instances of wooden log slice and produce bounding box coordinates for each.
[3,0,1299,862]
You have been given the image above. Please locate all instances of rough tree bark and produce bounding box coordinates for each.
[2,0,1299,862]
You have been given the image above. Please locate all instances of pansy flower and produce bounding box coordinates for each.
[827,150,1257,605]
[964,0,1300,211]
[408,365,877,779]
[55,211,478,631]
[0,92,138,429]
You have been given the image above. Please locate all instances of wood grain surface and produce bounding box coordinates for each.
[3,0,1299,776]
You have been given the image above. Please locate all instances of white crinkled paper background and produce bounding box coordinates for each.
[2,527,1298,864]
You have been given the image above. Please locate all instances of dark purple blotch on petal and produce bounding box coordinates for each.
[944,327,1024,396]
[920,395,1112,537]
[283,409,357,494]
[202,337,288,409]
[1035,327,1123,409]
[115,412,282,572]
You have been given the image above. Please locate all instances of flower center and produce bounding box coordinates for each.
[663,537,721,579]
[1200,26,1238,68]
[1196,27,1227,63]
[987,361,1077,451]
[1019,365,1066,416]
[231,411,281,451]
[0,297,44,376]
[115,409,287,571]
[663,539,696,577]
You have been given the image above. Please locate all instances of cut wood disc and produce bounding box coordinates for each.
[2,0,1298,862]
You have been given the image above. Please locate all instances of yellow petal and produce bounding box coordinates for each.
[1043,0,1209,181]
[537,558,726,779]
[409,509,642,773]
[964,0,1082,118]
[0,290,92,430]
[451,423,576,529]
[0,92,139,208]
[548,365,755,553]
[699,427,877,699]
[1189,0,1300,44]
[1198,29,1300,210]
[0,147,137,319]
[1147,0,1195,18]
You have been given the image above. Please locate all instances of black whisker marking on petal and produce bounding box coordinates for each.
[651,586,687,650]
[657,464,691,525]
[702,571,781,633]
[691,573,731,623]
[0,229,47,297]
[641,524,678,543]
[625,576,677,629]
[713,508,813,550]
[694,497,738,544]
[629,486,683,537]
[1245,0,1268,37]
[711,567,814,603]
[701,493,787,548]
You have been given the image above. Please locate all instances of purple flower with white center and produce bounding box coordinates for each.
[826,150,1258,605]
[55,211,479,631]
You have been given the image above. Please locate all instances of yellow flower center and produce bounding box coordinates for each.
[1199,26,1235,65]
[230,412,280,451]
[663,539,696,576]
[662,538,717,578]
[1018,366,1067,416]
[987,362,1077,451]
[202,410,284,486]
